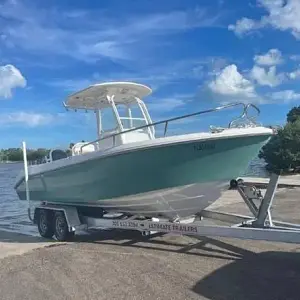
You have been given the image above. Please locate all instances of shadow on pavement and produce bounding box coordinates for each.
[75,229,257,260]
[2,227,300,299]
[193,251,300,300]
[74,229,300,299]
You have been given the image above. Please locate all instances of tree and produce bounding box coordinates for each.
[27,148,49,161]
[0,147,71,162]
[4,148,22,161]
[287,106,300,123]
[259,108,300,174]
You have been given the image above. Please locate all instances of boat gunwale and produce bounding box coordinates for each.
[14,128,272,190]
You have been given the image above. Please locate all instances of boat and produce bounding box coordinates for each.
[14,81,274,220]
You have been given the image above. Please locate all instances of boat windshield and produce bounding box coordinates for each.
[117,103,148,130]
[95,95,155,139]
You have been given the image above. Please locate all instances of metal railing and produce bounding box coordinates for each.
[80,102,261,154]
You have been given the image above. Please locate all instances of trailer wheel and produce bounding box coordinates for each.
[53,211,75,241]
[229,179,238,189]
[37,209,54,239]
[237,178,244,185]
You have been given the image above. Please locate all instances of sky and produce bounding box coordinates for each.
[1,0,300,148]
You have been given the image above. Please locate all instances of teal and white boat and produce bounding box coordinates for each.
[14,82,274,220]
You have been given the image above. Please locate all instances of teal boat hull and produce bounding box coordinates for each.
[15,134,270,219]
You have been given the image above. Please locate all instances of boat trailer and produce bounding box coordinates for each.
[28,173,300,244]
[21,142,300,244]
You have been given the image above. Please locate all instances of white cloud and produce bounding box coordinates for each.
[229,0,300,39]
[208,64,256,98]
[78,41,127,60]
[254,49,283,66]
[290,55,300,61]
[47,79,94,92]
[146,95,190,113]
[46,56,227,92]
[289,68,300,79]
[270,90,300,103]
[250,65,285,87]
[0,0,223,62]
[0,112,57,127]
[124,8,223,34]
[0,64,26,98]
[228,17,262,36]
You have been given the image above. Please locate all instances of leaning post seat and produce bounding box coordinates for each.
[72,142,96,156]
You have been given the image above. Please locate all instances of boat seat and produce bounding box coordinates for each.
[72,142,96,155]
[210,125,225,133]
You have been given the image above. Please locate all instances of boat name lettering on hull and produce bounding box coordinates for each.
[193,142,215,151]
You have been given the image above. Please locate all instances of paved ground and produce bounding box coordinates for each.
[1,187,300,300]
[240,174,300,188]
[0,230,300,300]
[0,230,57,260]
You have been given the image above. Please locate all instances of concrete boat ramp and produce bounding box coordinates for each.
[0,230,59,260]
[239,174,300,188]
[1,187,300,300]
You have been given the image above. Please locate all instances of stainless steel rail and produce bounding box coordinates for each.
[80,102,260,154]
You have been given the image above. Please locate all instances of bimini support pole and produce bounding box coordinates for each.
[107,95,123,131]
[95,109,102,139]
[134,96,155,139]
[127,106,133,128]
[22,141,33,221]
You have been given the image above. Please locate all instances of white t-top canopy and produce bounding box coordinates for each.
[64,81,152,110]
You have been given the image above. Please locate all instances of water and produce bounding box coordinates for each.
[242,157,269,177]
[0,163,39,236]
[0,159,268,236]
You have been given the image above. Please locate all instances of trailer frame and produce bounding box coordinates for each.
[28,173,300,243]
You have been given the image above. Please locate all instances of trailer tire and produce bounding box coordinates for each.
[53,211,75,241]
[237,178,244,185]
[229,179,238,189]
[37,209,54,239]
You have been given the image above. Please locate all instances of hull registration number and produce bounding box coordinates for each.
[193,142,216,151]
